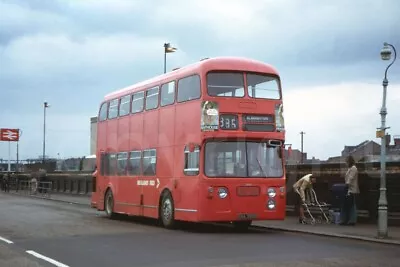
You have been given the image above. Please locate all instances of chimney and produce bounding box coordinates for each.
[386,134,391,147]
[394,135,400,146]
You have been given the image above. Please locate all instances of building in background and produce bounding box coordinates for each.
[389,135,400,154]
[90,116,97,155]
[327,135,400,163]
[341,140,381,162]
[284,148,307,164]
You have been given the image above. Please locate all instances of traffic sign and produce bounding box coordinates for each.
[0,128,20,142]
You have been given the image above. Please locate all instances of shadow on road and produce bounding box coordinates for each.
[96,213,279,235]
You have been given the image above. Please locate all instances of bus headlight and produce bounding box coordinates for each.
[218,187,228,199]
[267,199,276,210]
[267,188,276,198]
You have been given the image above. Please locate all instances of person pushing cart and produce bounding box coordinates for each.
[293,173,317,224]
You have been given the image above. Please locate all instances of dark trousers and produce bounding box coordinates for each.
[2,181,9,192]
[340,193,357,224]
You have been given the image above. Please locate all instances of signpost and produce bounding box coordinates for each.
[0,128,20,172]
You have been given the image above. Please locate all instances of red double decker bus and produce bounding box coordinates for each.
[92,57,286,229]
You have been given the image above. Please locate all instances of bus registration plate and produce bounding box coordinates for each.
[237,213,257,220]
[237,186,260,196]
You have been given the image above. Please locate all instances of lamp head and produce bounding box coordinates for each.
[381,43,392,61]
[164,42,177,53]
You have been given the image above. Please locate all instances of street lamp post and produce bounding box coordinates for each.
[164,43,177,73]
[300,131,305,163]
[377,42,397,239]
[17,129,22,172]
[42,102,50,164]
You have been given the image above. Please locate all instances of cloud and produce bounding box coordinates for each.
[0,33,191,115]
[0,1,71,45]
[151,0,400,67]
[3,33,183,78]
[67,0,144,13]
[152,0,274,40]
[0,0,399,160]
[284,82,400,159]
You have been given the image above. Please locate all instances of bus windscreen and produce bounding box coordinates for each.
[247,73,281,100]
[204,141,283,178]
[206,72,245,97]
[207,71,281,100]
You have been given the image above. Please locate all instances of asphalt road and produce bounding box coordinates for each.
[0,193,399,267]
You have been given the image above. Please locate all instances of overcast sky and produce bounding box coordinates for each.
[0,0,399,161]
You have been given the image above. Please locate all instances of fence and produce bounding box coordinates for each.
[15,180,53,198]
[2,161,400,225]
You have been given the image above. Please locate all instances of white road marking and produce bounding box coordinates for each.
[26,250,70,267]
[0,236,13,244]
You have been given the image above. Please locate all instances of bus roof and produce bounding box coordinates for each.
[104,57,279,101]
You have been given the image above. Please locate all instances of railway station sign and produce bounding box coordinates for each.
[0,128,20,142]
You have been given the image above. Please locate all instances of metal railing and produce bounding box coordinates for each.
[17,180,52,198]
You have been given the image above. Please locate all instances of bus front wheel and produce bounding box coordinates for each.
[105,189,116,219]
[160,191,176,229]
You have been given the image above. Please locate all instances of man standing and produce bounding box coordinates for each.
[293,173,317,223]
[340,156,359,225]
[3,172,10,192]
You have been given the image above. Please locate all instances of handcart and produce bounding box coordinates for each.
[301,188,333,225]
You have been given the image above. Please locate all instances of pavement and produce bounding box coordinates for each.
[9,190,400,246]
[254,218,400,246]
[1,192,400,267]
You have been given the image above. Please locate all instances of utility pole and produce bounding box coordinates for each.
[43,102,50,164]
[16,129,22,172]
[300,131,305,164]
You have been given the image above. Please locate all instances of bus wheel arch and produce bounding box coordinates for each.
[104,187,116,219]
[159,189,176,229]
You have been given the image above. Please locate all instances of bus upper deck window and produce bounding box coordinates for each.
[207,72,244,97]
[247,73,281,100]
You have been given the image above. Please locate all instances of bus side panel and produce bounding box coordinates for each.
[118,116,130,204]
[142,109,158,148]
[170,147,199,222]
[94,120,108,211]
[158,105,175,148]
[173,176,200,222]
[174,100,201,146]
[141,108,159,217]
[173,101,201,221]
[142,146,174,219]
[107,119,123,209]
[125,113,144,215]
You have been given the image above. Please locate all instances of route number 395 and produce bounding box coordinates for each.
[219,115,238,130]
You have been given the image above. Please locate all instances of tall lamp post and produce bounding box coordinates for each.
[16,129,23,172]
[377,42,397,239]
[164,43,177,73]
[300,131,306,163]
[42,101,50,164]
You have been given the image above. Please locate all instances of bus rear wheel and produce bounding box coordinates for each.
[233,221,252,231]
[105,189,116,219]
[160,192,176,229]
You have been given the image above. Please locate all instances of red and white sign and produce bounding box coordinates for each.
[0,128,20,142]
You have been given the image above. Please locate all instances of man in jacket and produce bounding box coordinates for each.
[340,156,359,225]
[293,173,317,223]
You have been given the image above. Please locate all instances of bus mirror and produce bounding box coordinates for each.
[268,140,282,147]
[188,143,196,152]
